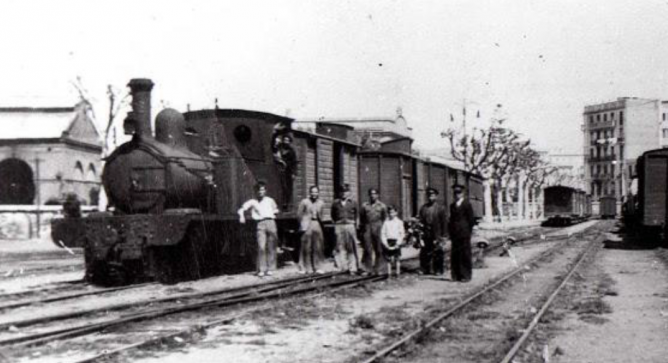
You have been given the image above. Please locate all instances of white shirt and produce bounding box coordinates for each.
[381,218,405,243]
[239,197,278,220]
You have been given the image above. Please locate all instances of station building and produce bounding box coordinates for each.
[0,102,103,207]
[583,97,668,211]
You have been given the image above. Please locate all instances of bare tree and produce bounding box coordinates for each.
[71,78,130,156]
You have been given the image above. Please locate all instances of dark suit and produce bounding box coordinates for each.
[418,201,448,274]
[448,198,476,281]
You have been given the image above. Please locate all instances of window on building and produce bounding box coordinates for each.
[663,113,666,121]
[620,111,624,125]
[663,129,668,138]
[604,165,608,174]
[596,147,600,158]
[590,148,594,158]
[611,112,615,119]
[620,145,624,159]
[591,165,594,175]
[611,164,615,175]
[597,165,601,174]
[597,114,601,122]
[590,115,594,124]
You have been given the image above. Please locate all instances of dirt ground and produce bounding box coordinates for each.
[535,242,668,363]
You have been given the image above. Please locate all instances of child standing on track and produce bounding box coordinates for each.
[381,206,405,277]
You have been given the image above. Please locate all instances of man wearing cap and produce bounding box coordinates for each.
[238,181,280,277]
[297,185,325,274]
[359,188,387,274]
[418,188,448,275]
[448,184,477,282]
[331,184,361,274]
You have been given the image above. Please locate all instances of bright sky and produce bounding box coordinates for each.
[2,0,668,154]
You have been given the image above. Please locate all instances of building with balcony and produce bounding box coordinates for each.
[583,97,666,208]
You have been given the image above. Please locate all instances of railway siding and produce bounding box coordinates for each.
[100,222,601,363]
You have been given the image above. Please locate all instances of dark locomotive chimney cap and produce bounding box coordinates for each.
[128,78,154,91]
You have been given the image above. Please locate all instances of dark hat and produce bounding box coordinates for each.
[426,187,439,195]
[452,184,465,192]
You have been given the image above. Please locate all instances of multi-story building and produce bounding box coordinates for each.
[583,97,666,207]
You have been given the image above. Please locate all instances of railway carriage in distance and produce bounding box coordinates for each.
[599,196,617,219]
[542,185,589,226]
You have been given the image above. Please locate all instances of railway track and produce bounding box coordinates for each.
[0,263,84,279]
[3,269,393,362]
[0,222,596,362]
[360,225,603,363]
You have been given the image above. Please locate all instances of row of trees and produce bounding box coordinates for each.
[442,105,560,222]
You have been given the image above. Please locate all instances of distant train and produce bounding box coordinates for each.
[542,185,591,226]
[51,79,484,286]
[622,148,668,244]
[598,196,617,219]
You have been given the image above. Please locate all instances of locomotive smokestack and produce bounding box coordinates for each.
[127,78,154,137]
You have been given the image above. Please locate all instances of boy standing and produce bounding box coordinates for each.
[381,206,405,277]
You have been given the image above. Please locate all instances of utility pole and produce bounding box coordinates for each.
[34,156,42,238]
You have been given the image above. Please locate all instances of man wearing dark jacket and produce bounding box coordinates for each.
[418,188,448,275]
[331,185,361,274]
[448,184,477,282]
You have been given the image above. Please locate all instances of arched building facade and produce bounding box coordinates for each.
[0,102,102,206]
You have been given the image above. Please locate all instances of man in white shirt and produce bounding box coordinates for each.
[238,182,279,277]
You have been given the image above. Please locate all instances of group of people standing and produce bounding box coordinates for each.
[238,181,476,282]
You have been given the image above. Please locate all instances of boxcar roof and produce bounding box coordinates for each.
[292,128,361,147]
[640,148,668,158]
[184,109,294,124]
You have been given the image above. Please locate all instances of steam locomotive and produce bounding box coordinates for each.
[52,78,484,286]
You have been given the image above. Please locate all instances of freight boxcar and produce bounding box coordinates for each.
[599,196,617,219]
[542,185,588,226]
[629,148,668,244]
[358,137,415,219]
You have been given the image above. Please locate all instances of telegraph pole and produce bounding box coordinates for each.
[34,156,41,238]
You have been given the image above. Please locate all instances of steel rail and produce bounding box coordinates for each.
[0,271,357,347]
[0,271,341,331]
[360,228,599,363]
[0,282,154,311]
[6,273,385,351]
[0,279,84,300]
[499,236,599,363]
[69,275,388,363]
